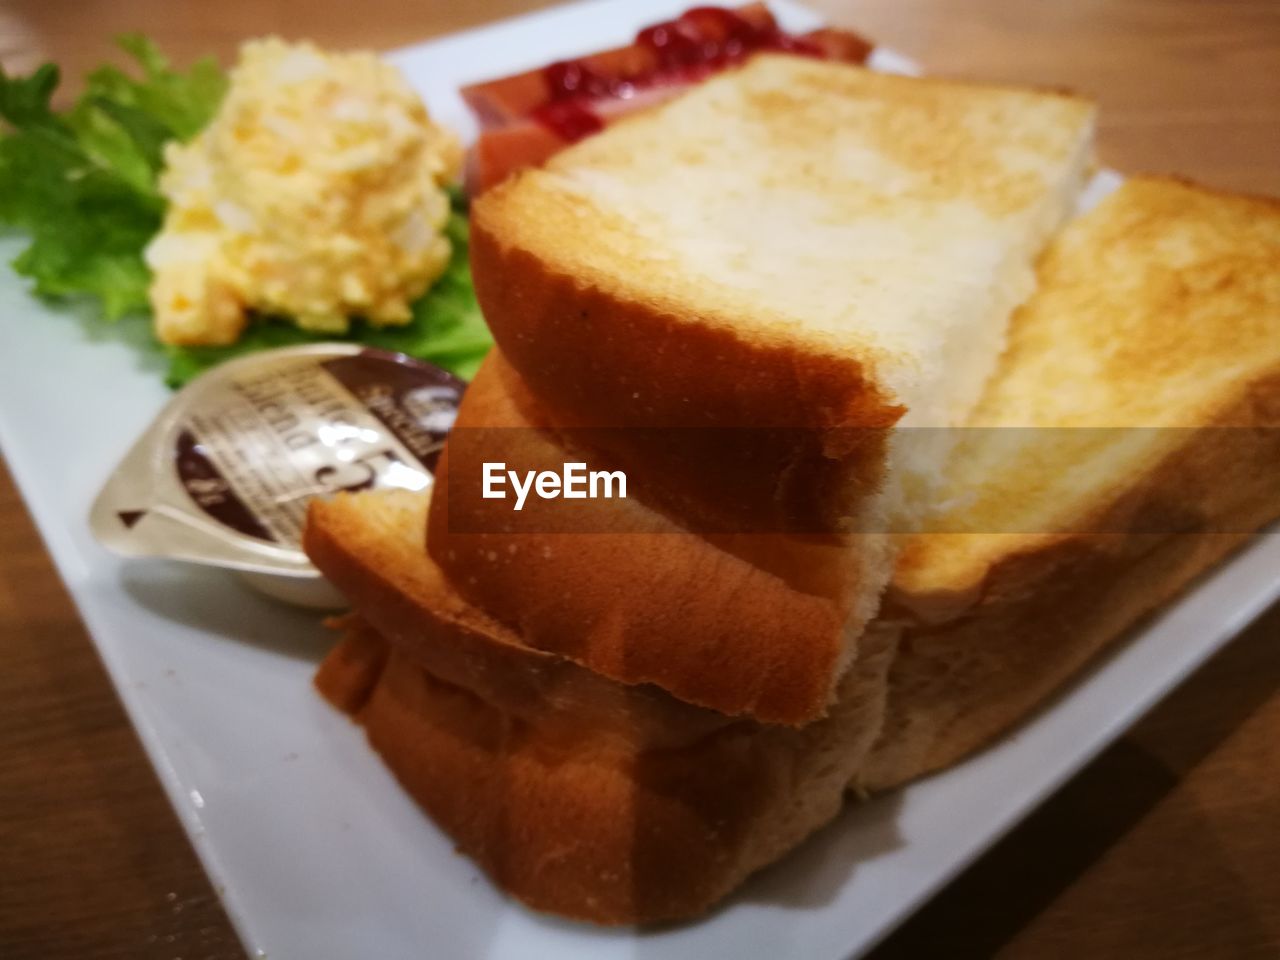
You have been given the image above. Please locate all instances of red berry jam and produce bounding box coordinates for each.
[534,5,820,141]
[530,99,606,140]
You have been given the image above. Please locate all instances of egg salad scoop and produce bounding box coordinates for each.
[145,38,462,345]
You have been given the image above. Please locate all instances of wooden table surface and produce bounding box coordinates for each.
[1,1,1277,958]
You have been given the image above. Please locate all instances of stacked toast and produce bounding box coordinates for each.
[304,55,1280,924]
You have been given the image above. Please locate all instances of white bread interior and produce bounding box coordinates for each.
[477,55,1097,436]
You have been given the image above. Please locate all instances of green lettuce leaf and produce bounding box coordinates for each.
[2,38,491,386]
[0,36,224,318]
[89,35,229,143]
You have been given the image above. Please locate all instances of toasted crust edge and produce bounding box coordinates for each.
[303,490,734,745]
[864,367,1280,789]
[469,201,903,533]
[426,351,893,725]
[309,526,896,925]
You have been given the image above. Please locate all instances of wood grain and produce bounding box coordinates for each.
[1,1,1278,957]
[0,458,244,960]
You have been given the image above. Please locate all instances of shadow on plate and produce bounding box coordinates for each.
[865,600,1280,959]
[736,787,906,912]
[121,559,331,664]
[515,788,905,954]
[74,304,170,377]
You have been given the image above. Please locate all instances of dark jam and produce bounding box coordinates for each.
[635,6,819,72]
[532,6,821,141]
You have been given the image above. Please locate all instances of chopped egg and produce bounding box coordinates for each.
[146,38,462,346]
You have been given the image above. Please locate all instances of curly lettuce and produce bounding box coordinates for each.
[0,36,224,319]
[0,38,491,387]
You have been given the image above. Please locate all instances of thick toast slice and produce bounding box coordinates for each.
[428,349,886,725]
[862,177,1280,788]
[442,59,1094,723]
[306,490,895,924]
[308,176,1280,921]
[471,55,1096,534]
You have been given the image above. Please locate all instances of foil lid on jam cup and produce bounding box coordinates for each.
[91,344,463,608]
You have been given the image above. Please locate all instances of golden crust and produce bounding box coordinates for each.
[320,625,881,925]
[304,489,730,746]
[867,368,1280,786]
[455,56,1095,723]
[726,57,1093,219]
[307,173,1280,920]
[468,215,901,535]
[426,350,891,725]
[863,529,1266,790]
[864,177,1280,787]
[893,176,1280,602]
[469,57,1095,533]
[307,497,895,925]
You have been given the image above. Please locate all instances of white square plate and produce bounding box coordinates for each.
[1,2,1276,958]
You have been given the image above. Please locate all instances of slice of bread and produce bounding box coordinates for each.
[471,55,1096,535]
[307,176,1279,923]
[306,489,895,925]
[861,177,1280,789]
[428,348,887,725]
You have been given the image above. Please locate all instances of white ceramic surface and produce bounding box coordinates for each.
[1,2,1275,958]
